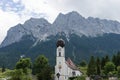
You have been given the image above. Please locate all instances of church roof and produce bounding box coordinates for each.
[66,58,79,70]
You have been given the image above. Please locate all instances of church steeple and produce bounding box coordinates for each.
[56,39,65,47]
[55,39,66,80]
[56,39,65,57]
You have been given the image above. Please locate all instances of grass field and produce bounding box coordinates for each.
[79,66,87,76]
[0,68,38,80]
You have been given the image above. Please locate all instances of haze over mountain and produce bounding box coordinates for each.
[0,11,120,68]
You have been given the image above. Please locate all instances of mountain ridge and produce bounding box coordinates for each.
[1,11,120,47]
[1,11,120,68]
[0,33,120,68]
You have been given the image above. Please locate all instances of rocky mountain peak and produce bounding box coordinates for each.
[1,11,120,47]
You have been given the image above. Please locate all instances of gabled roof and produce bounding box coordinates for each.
[66,58,79,70]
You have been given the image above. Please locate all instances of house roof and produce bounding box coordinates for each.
[66,58,79,70]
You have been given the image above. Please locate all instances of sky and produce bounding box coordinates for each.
[0,0,120,44]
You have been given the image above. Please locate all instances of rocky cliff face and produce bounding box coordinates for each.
[1,11,120,68]
[1,11,120,47]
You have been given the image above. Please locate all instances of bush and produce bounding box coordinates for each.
[117,66,120,77]
[8,69,32,80]
[69,76,85,80]
[104,62,115,75]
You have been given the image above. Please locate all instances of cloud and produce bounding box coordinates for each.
[12,0,20,3]
[0,0,120,44]
[46,0,120,21]
[20,0,59,22]
[0,10,20,43]
[0,0,24,12]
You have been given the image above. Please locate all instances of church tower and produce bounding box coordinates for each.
[55,39,68,80]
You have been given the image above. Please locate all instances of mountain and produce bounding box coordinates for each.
[0,11,120,68]
[1,11,120,48]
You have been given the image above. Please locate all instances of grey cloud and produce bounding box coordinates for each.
[48,0,120,22]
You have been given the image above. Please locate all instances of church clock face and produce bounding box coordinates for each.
[58,65,62,69]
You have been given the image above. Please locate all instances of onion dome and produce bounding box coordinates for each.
[56,39,65,47]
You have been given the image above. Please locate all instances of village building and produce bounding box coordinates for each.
[55,39,82,80]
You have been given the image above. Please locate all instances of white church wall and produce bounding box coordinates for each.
[68,67,73,77]
[55,45,68,80]
[75,70,82,76]
[56,46,65,57]
[56,57,65,65]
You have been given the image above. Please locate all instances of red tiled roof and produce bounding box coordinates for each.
[66,58,79,70]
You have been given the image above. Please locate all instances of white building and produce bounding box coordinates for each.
[55,39,82,80]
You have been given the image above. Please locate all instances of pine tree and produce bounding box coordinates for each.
[96,57,101,75]
[117,66,120,77]
[105,55,110,63]
[87,56,96,76]
[112,54,117,69]
[112,55,116,65]
[116,52,120,66]
[32,55,53,80]
[79,60,87,67]
[2,65,5,73]
[32,55,49,75]
[101,57,105,70]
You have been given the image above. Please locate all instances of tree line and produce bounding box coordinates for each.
[87,51,120,78]
[5,55,53,80]
[2,52,120,80]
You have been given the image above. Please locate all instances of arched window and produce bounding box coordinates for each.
[59,52,61,56]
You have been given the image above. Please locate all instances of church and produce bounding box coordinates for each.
[55,39,82,80]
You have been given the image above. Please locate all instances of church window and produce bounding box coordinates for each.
[59,62,61,64]
[72,71,76,76]
[59,52,61,56]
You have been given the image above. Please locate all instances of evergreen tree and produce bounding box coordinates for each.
[101,57,105,70]
[116,52,120,66]
[37,66,53,80]
[96,57,101,75]
[117,66,120,78]
[112,55,117,65]
[32,55,48,74]
[111,52,120,68]
[105,55,110,63]
[79,60,87,67]
[2,65,5,73]
[101,55,110,70]
[87,56,96,76]
[32,55,53,80]
[112,54,117,69]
